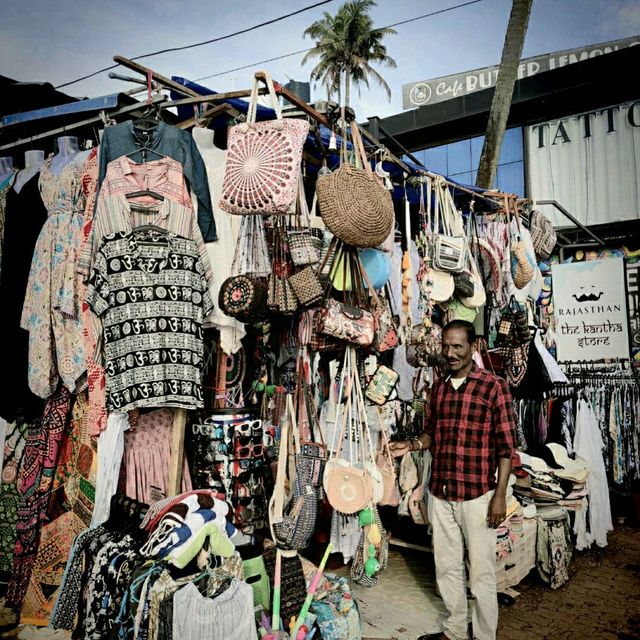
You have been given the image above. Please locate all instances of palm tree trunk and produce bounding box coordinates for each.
[475,0,533,189]
[345,71,351,109]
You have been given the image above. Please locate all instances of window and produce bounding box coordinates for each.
[416,127,525,196]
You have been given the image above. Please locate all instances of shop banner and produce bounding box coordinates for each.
[525,100,640,227]
[552,258,630,361]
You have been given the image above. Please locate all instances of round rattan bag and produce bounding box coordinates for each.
[316,165,393,248]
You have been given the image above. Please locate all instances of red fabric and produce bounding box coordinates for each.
[425,364,516,501]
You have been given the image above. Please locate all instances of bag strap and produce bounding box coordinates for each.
[432,176,442,235]
[351,350,377,467]
[350,123,372,175]
[357,251,382,309]
[248,70,282,125]
[308,190,326,230]
[297,174,311,228]
[330,349,352,460]
[376,407,394,469]
[271,397,291,526]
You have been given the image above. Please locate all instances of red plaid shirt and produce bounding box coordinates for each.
[425,364,516,501]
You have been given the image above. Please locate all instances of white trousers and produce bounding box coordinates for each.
[428,491,498,640]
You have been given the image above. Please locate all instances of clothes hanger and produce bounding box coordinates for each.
[132,102,162,131]
[126,145,166,163]
[125,189,165,201]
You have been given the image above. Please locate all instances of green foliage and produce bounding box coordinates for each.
[302,0,397,105]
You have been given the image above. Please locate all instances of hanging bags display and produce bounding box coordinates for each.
[269,394,326,551]
[432,179,467,273]
[323,349,380,513]
[287,176,322,267]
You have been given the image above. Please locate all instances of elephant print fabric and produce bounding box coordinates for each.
[86,227,213,412]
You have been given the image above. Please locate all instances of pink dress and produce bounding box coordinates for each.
[122,408,192,504]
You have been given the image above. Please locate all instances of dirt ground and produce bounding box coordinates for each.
[496,524,640,640]
[340,522,640,640]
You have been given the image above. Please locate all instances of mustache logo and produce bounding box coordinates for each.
[572,292,603,302]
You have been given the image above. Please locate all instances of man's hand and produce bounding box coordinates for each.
[487,492,507,529]
[389,440,413,458]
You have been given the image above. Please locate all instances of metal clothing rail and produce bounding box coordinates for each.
[0,95,167,152]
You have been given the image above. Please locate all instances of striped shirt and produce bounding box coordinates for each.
[77,156,212,283]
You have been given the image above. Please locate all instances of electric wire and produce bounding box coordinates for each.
[54,0,335,89]
[194,0,487,82]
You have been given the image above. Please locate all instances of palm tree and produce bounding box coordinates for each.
[302,0,397,108]
[476,0,533,189]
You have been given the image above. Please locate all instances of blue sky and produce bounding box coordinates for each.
[1,0,639,118]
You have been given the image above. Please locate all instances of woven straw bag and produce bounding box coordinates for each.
[316,122,393,247]
[290,266,323,307]
[219,70,309,215]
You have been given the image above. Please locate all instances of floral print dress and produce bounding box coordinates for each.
[21,155,88,398]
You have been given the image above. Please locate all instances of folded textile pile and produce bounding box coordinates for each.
[512,445,589,518]
[141,490,241,569]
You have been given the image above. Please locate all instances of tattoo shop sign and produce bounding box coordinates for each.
[552,258,630,361]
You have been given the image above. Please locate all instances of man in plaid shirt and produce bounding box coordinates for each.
[391,319,516,640]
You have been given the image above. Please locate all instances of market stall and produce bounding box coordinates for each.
[0,59,635,639]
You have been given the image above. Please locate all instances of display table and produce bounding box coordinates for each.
[496,517,537,592]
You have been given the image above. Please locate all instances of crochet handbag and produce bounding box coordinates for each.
[219,216,271,321]
[529,209,557,260]
[267,220,298,315]
[290,266,324,307]
[219,275,268,321]
[287,176,323,267]
[350,504,389,587]
[316,122,393,248]
[219,70,309,215]
[510,203,535,289]
[496,295,531,347]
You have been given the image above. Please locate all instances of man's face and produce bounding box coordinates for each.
[441,327,475,375]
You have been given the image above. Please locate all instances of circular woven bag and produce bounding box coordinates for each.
[316,165,394,248]
[218,274,267,322]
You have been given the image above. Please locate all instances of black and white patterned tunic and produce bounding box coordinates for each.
[86,228,213,412]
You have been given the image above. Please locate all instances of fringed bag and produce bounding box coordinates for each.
[220,71,309,215]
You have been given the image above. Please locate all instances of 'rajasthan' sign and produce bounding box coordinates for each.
[551,258,630,362]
